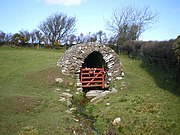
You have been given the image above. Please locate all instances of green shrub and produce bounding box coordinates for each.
[121,39,177,68]
[172,36,180,80]
[120,40,145,58]
[173,35,180,60]
[141,40,177,66]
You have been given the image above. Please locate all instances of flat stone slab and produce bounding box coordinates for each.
[90,91,110,102]
[86,90,103,98]
[55,78,63,83]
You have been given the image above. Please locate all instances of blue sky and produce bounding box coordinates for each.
[0,0,179,41]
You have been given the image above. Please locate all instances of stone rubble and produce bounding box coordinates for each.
[54,88,62,93]
[59,97,66,102]
[65,110,72,114]
[55,78,63,83]
[88,87,118,102]
[66,100,72,107]
[70,108,77,111]
[65,89,71,92]
[110,87,118,93]
[68,82,74,86]
[112,117,121,125]
[90,91,111,102]
[85,90,102,98]
[62,92,73,98]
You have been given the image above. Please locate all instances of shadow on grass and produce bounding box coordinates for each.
[140,61,180,97]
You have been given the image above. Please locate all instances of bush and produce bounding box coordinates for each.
[120,39,177,67]
[173,36,180,63]
[172,36,180,79]
[141,40,177,67]
[120,41,146,58]
[120,38,179,80]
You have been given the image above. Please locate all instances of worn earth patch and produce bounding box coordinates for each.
[26,66,75,88]
[5,96,43,114]
[26,67,61,85]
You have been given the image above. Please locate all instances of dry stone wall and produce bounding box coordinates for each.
[57,42,123,89]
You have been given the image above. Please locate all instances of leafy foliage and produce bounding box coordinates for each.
[120,38,179,81]
[173,35,180,65]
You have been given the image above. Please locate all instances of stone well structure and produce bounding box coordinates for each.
[57,42,123,90]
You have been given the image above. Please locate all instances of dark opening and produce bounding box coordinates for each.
[81,51,107,92]
[82,51,106,68]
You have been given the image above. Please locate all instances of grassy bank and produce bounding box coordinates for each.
[83,54,180,134]
[0,46,179,134]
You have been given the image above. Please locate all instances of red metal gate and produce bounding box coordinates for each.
[80,68,105,89]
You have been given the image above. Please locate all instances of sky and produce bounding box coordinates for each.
[0,0,180,41]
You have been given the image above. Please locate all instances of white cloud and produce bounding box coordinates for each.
[43,0,87,6]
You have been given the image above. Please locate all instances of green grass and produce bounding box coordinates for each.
[84,55,180,134]
[0,47,78,135]
[0,46,179,135]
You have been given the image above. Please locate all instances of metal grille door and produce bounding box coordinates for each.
[80,68,105,89]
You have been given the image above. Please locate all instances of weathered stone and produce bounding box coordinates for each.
[110,87,118,93]
[102,91,110,94]
[68,82,74,86]
[66,100,72,107]
[55,78,63,83]
[116,77,123,80]
[66,89,71,92]
[62,92,73,98]
[90,91,110,102]
[75,92,80,95]
[76,87,83,91]
[73,118,79,122]
[121,72,125,77]
[59,97,66,102]
[58,42,124,88]
[65,110,72,114]
[76,82,82,87]
[70,108,76,111]
[86,90,102,98]
[54,88,61,92]
[112,117,121,125]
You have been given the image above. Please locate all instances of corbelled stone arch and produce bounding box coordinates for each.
[57,42,123,90]
[82,51,106,68]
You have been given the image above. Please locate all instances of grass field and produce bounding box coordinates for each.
[0,47,79,135]
[0,46,179,135]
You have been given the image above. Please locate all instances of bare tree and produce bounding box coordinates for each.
[34,30,43,46]
[0,30,6,43]
[96,30,107,44]
[106,5,159,53]
[30,30,36,45]
[89,33,97,42]
[68,34,77,45]
[38,12,76,45]
[76,33,85,44]
[5,33,12,44]
[19,30,30,45]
